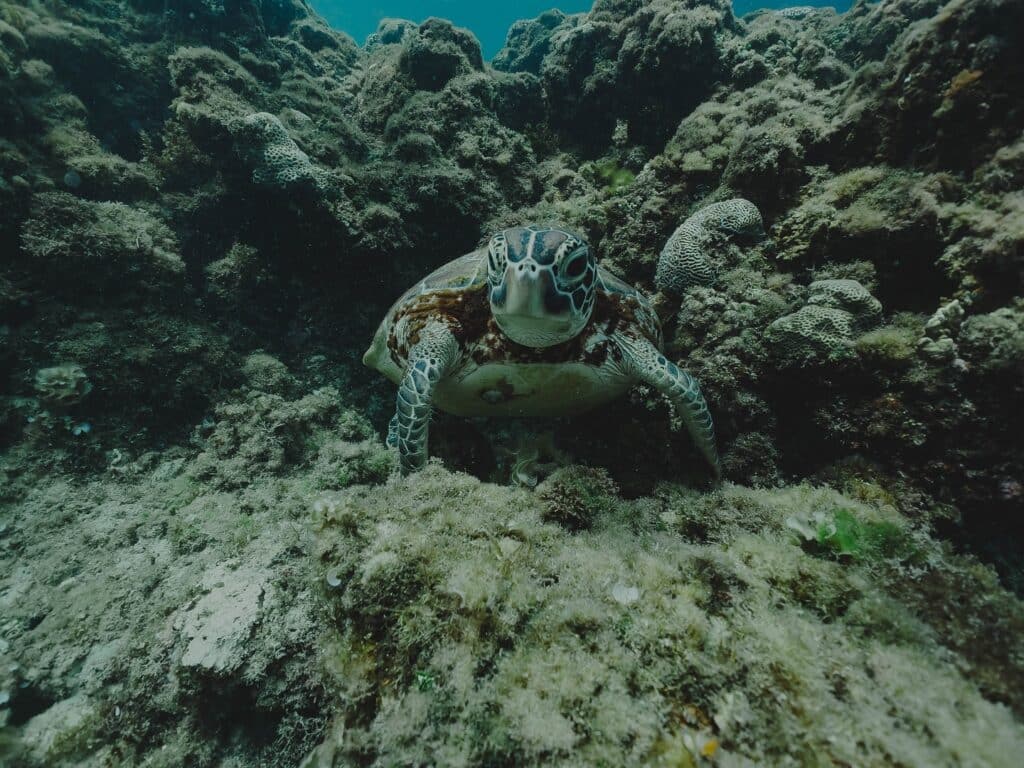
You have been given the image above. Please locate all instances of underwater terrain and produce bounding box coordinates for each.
[0,0,1023,765]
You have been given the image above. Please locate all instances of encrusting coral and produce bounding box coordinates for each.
[237,112,336,194]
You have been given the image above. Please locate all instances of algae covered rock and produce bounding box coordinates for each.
[399,18,484,92]
[505,0,737,152]
[837,0,1024,169]
[365,18,417,50]
[176,565,271,676]
[19,192,184,301]
[309,467,1024,767]
[33,364,91,407]
[189,386,360,490]
[1,0,1024,764]
[537,464,619,532]
[959,302,1024,379]
[241,351,295,395]
[492,9,577,75]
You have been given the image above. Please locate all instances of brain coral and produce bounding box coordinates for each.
[766,304,857,365]
[766,278,883,365]
[655,198,764,296]
[806,279,883,331]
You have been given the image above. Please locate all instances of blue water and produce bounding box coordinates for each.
[311,1,590,59]
[311,2,853,59]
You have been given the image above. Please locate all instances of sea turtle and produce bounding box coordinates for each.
[363,199,764,477]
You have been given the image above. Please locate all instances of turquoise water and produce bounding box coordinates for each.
[311,1,854,58]
[311,1,590,58]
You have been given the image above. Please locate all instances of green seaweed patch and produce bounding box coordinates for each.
[588,160,636,194]
[814,508,914,562]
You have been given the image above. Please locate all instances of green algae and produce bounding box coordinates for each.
[592,160,636,194]
[813,507,915,562]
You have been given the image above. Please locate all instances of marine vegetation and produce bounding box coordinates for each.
[0,0,1022,766]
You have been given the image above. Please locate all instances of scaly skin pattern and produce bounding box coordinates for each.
[615,333,721,478]
[392,320,460,474]
[655,198,764,296]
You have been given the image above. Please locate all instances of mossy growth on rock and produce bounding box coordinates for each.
[309,467,1024,767]
[18,192,184,301]
[537,465,620,532]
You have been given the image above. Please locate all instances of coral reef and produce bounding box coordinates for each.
[32,364,91,408]
[237,112,336,194]
[766,278,882,365]
[0,0,1022,764]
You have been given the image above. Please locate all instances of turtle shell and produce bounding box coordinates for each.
[363,251,487,377]
[363,249,662,418]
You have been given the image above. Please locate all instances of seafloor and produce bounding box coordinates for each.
[1,1,1023,766]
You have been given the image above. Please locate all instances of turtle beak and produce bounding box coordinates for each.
[491,260,576,348]
[503,260,556,319]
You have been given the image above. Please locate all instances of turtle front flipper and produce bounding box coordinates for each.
[393,321,460,475]
[386,414,399,449]
[616,335,721,480]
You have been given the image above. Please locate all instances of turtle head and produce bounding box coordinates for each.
[486,226,596,348]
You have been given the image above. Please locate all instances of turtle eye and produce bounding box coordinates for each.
[487,249,503,282]
[563,252,587,280]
